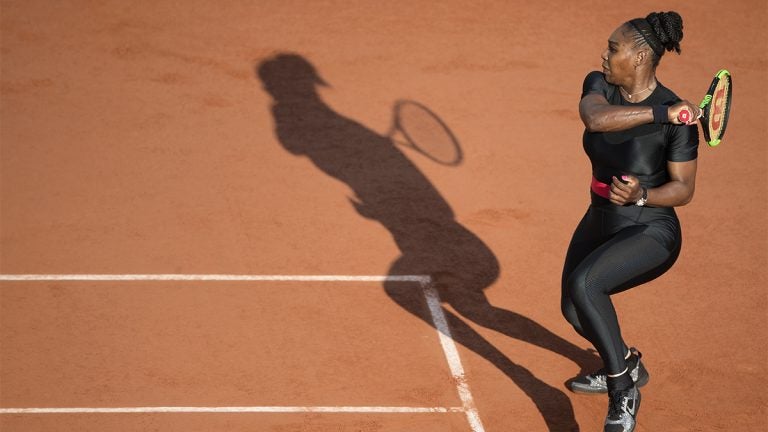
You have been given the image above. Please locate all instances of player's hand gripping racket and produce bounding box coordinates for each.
[387,100,463,166]
[678,69,732,146]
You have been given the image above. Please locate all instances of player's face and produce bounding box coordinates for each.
[601,25,636,85]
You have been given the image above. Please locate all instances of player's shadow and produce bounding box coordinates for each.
[257,53,597,432]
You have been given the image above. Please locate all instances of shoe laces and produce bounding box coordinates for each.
[607,388,631,417]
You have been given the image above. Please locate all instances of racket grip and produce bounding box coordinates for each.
[678,109,691,123]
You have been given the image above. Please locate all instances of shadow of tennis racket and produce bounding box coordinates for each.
[387,100,463,166]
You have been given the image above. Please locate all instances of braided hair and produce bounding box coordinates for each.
[627,11,684,67]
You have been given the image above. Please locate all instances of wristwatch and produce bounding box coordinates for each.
[635,187,648,207]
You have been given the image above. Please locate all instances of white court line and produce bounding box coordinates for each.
[0,274,485,432]
[420,280,486,432]
[0,274,429,282]
[0,406,464,414]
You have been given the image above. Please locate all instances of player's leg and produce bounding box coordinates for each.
[564,225,680,431]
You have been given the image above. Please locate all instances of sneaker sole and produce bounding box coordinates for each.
[569,372,649,395]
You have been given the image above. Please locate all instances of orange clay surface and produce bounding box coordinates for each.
[1,1,766,431]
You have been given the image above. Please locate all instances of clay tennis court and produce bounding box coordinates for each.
[1,1,765,431]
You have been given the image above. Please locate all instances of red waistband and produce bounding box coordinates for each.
[591,176,610,199]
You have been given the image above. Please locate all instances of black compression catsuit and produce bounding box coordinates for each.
[561,71,698,376]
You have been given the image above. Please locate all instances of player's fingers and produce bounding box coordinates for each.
[612,174,643,205]
[672,100,701,125]
[611,183,637,203]
[688,102,702,122]
[609,193,627,205]
[609,187,630,203]
[681,104,690,125]
[611,176,632,192]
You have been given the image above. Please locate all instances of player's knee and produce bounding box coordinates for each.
[561,298,583,332]
[564,271,591,308]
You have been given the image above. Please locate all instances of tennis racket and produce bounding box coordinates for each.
[387,100,463,166]
[678,69,732,147]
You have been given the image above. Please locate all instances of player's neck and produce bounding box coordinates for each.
[620,77,657,101]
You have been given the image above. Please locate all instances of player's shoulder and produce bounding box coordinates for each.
[581,71,618,103]
[582,71,613,99]
[583,70,607,84]
[655,81,682,105]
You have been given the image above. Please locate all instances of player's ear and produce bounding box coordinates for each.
[635,49,648,68]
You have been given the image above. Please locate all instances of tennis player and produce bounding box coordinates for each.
[560,11,701,432]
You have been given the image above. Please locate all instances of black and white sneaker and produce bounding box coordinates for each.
[604,385,641,432]
[570,348,649,394]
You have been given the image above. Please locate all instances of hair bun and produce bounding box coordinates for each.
[646,11,683,54]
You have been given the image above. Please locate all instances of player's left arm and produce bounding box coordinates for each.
[645,160,697,207]
[609,160,697,207]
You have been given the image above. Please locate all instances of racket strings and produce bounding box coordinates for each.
[708,78,731,140]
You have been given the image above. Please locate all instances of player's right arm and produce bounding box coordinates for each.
[580,96,699,132]
[579,71,699,132]
[579,94,656,132]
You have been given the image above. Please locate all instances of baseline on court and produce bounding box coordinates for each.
[0,274,485,432]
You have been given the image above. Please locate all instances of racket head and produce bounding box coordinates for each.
[390,100,463,166]
[700,69,732,147]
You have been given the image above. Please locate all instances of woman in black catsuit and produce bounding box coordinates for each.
[561,11,701,432]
